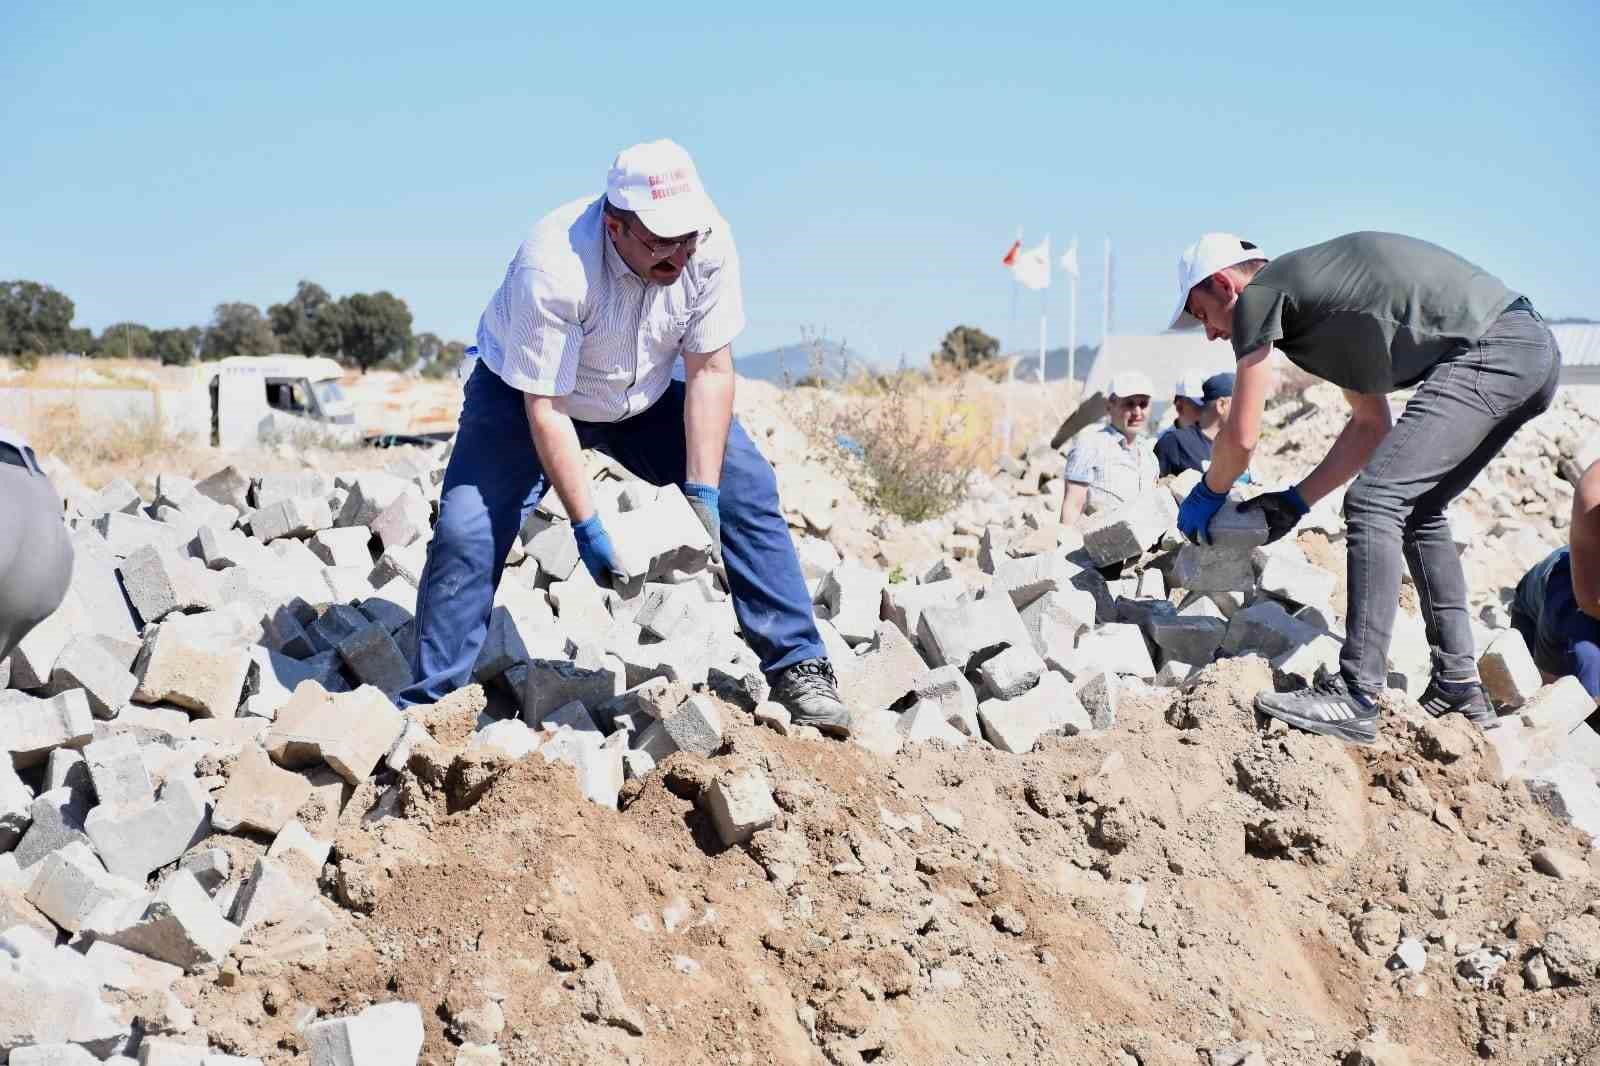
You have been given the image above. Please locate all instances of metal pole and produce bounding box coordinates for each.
[1102,237,1111,345]
[1069,271,1078,389]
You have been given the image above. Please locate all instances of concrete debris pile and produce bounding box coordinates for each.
[0,376,1596,1063]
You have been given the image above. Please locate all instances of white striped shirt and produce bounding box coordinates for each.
[1064,423,1161,512]
[474,195,745,423]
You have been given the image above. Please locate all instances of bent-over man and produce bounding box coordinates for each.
[399,140,851,736]
[1171,231,1561,744]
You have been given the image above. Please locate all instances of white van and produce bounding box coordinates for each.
[201,355,361,447]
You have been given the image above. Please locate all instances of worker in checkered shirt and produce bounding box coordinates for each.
[399,140,850,737]
[1059,371,1162,530]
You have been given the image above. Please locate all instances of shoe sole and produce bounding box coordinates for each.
[1255,701,1377,745]
[1423,705,1498,728]
[798,718,852,739]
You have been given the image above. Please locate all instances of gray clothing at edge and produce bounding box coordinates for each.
[1338,305,1560,698]
[0,426,74,663]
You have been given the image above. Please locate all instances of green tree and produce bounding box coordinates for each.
[0,280,76,356]
[420,338,468,379]
[267,280,344,356]
[92,322,155,360]
[202,302,277,360]
[151,326,203,366]
[932,324,1000,370]
[335,291,413,372]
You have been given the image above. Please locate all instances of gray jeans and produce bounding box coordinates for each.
[1341,303,1561,697]
[0,446,74,665]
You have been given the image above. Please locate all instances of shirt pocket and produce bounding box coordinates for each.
[649,311,693,352]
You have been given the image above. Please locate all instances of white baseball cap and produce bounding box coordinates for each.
[606,139,716,239]
[1168,232,1267,330]
[1174,369,1207,404]
[1107,371,1154,400]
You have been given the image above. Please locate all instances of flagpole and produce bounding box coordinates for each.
[1069,262,1078,390]
[1101,237,1112,345]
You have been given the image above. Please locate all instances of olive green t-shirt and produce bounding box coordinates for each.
[1230,232,1519,393]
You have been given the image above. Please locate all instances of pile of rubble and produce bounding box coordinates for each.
[1,378,1597,1064]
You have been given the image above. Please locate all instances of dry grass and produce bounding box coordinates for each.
[18,400,198,489]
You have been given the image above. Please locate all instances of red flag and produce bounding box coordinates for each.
[1001,239,1020,268]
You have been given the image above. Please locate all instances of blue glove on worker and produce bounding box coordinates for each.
[683,481,722,565]
[572,514,627,588]
[1177,480,1229,544]
[1239,485,1310,544]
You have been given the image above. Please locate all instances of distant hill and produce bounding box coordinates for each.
[736,340,880,386]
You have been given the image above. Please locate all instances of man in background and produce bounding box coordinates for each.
[1060,371,1160,529]
[1510,457,1600,702]
[1155,372,1235,478]
[1170,369,1207,432]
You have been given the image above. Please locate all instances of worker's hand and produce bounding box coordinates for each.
[1238,485,1310,544]
[682,482,722,565]
[572,514,627,589]
[1177,481,1229,545]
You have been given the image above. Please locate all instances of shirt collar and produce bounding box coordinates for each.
[1100,422,1140,449]
[602,224,637,282]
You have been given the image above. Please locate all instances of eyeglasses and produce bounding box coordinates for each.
[622,217,710,261]
[1115,397,1151,410]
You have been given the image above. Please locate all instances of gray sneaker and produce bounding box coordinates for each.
[770,658,852,738]
[1254,670,1379,745]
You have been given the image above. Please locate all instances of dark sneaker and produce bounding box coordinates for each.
[1418,678,1497,727]
[770,658,852,738]
[1255,670,1379,745]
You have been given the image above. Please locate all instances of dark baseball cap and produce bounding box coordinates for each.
[1202,372,1235,403]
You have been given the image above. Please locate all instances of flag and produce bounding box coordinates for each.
[1009,236,1051,291]
[1058,238,1079,279]
[1001,238,1021,267]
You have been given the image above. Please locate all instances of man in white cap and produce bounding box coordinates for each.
[400,140,851,736]
[1170,368,1208,432]
[1169,231,1561,743]
[1060,370,1160,530]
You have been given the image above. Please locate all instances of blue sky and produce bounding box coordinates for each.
[3,2,1596,364]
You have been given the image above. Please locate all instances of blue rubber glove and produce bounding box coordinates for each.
[1177,480,1229,545]
[572,514,626,587]
[682,481,722,565]
[1238,484,1310,544]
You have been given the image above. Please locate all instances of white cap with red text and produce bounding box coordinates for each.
[606,139,717,239]
[1168,233,1268,330]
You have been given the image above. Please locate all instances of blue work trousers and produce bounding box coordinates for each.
[398,362,824,706]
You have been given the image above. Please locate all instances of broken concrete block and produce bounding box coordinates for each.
[48,636,138,719]
[248,496,333,543]
[44,748,90,793]
[63,541,139,641]
[85,776,210,882]
[211,748,314,835]
[195,465,251,512]
[1525,762,1600,844]
[119,544,218,624]
[133,619,251,719]
[1017,588,1097,659]
[523,517,580,582]
[1479,630,1542,711]
[1064,624,1157,680]
[1082,491,1177,566]
[1145,613,1227,667]
[229,856,317,932]
[303,1001,425,1066]
[9,1042,105,1064]
[912,665,980,735]
[178,848,232,894]
[851,622,929,714]
[1519,676,1598,735]
[361,578,417,633]
[85,477,142,518]
[851,708,906,758]
[977,672,1089,753]
[253,471,330,511]
[0,932,129,1053]
[242,645,326,721]
[336,473,411,528]
[1270,634,1343,689]
[976,643,1045,700]
[1220,600,1323,660]
[819,561,886,643]
[916,594,1033,673]
[336,624,412,695]
[22,840,146,933]
[370,488,431,553]
[1204,502,1270,549]
[1076,669,1120,730]
[896,700,970,747]
[1256,553,1337,608]
[520,658,623,726]
[93,510,188,558]
[991,553,1074,610]
[89,868,242,972]
[469,719,541,759]
[634,695,724,760]
[1171,544,1256,594]
[82,735,155,808]
[575,739,624,809]
[882,578,964,641]
[2,690,93,770]
[266,683,405,786]
[701,768,779,846]
[368,539,429,589]
[607,486,714,583]
[7,598,81,689]
[632,583,715,642]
